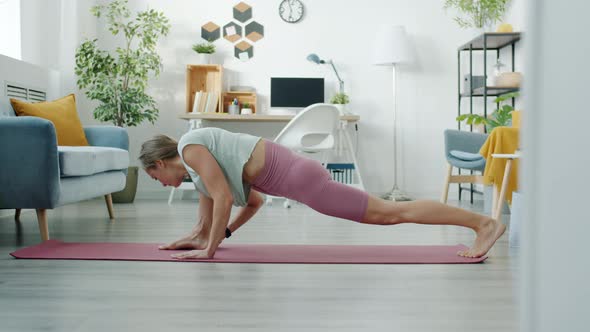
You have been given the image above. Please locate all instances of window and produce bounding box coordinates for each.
[0,0,21,59]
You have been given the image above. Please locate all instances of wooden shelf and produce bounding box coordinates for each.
[186,64,223,114]
[222,91,257,114]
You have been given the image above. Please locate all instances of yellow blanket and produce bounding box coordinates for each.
[479,127,520,202]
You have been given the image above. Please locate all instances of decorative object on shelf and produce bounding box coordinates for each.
[228,99,239,115]
[443,0,511,31]
[241,103,253,115]
[279,0,304,23]
[495,72,522,88]
[201,21,220,42]
[307,53,344,94]
[75,0,171,203]
[192,41,216,64]
[330,92,350,115]
[490,58,506,86]
[372,25,414,201]
[456,92,520,131]
[497,23,514,32]
[463,75,486,94]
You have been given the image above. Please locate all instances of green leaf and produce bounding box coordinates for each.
[74,0,170,127]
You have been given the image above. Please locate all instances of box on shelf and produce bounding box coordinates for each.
[463,75,485,94]
[186,64,223,113]
[221,91,257,114]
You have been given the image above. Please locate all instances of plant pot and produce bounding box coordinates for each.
[197,53,212,64]
[112,166,138,203]
[333,103,349,115]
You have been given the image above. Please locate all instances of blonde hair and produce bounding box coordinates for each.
[139,135,179,169]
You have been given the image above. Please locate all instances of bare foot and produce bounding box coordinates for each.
[458,218,506,258]
[159,235,208,250]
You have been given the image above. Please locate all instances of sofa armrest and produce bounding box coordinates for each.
[84,126,129,151]
[444,129,489,156]
[0,116,60,208]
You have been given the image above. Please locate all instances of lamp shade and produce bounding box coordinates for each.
[373,25,412,65]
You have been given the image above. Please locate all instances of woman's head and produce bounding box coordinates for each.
[139,135,186,187]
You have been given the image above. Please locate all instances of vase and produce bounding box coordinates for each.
[111,166,138,203]
[197,53,212,64]
[333,104,347,115]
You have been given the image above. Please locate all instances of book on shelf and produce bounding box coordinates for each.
[191,91,219,113]
[206,92,219,113]
[191,91,202,113]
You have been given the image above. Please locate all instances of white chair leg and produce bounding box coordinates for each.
[168,187,176,205]
[341,127,365,190]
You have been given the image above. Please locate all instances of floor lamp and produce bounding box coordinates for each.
[373,25,413,201]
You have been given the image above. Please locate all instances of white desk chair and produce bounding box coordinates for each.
[266,103,340,208]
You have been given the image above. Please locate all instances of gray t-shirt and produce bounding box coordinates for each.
[177,127,261,207]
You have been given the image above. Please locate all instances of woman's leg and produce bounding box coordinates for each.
[361,196,506,258]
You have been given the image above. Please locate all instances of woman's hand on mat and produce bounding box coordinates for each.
[171,249,213,260]
[158,234,208,250]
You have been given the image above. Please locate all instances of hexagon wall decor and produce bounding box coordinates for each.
[234,40,253,61]
[201,21,220,42]
[223,22,243,43]
[233,2,252,23]
[245,21,264,42]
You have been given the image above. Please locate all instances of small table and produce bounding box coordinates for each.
[490,152,521,220]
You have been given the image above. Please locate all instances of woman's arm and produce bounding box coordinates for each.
[173,144,233,259]
[192,193,213,235]
[159,192,214,250]
[227,189,264,234]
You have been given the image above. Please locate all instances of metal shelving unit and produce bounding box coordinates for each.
[457,32,522,203]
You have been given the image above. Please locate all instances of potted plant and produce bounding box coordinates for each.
[74,0,171,203]
[330,92,350,115]
[192,41,216,64]
[456,91,519,132]
[444,0,511,31]
[241,103,253,115]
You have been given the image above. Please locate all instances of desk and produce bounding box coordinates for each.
[179,112,360,156]
[178,113,360,123]
[170,112,364,204]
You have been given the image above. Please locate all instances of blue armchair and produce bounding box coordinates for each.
[441,129,488,204]
[0,116,129,241]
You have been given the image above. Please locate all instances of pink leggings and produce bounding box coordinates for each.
[251,140,369,222]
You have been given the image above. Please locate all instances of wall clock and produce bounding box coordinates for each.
[279,0,304,23]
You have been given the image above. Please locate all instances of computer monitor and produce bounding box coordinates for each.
[270,77,324,108]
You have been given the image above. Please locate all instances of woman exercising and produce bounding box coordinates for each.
[139,127,505,260]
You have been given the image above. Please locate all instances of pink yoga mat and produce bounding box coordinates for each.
[10,240,486,264]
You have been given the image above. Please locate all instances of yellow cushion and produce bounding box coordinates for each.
[511,110,521,128]
[11,94,89,146]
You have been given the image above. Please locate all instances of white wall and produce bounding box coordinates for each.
[0,0,21,60]
[19,0,526,199]
[521,1,590,331]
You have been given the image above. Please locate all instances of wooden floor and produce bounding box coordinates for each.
[0,197,518,332]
